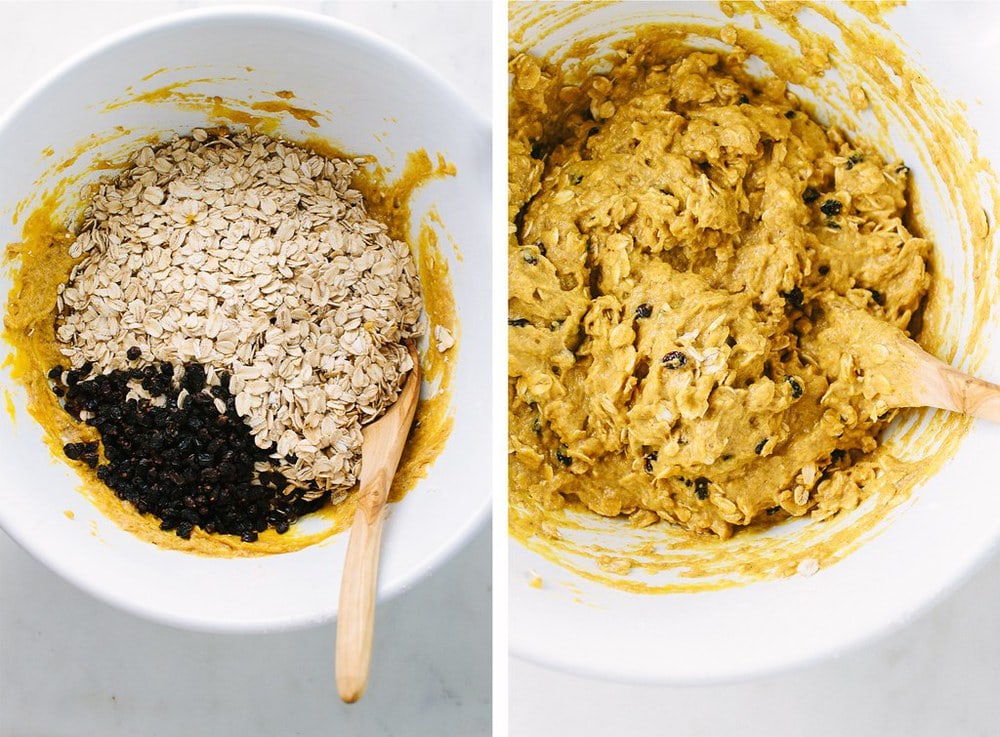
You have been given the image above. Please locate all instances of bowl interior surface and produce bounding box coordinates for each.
[509,1,1000,683]
[0,8,490,632]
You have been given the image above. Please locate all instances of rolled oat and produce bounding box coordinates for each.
[56,129,424,500]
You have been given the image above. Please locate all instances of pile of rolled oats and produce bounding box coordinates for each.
[55,129,424,498]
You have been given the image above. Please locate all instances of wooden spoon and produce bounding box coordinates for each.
[336,342,420,703]
[805,297,1000,421]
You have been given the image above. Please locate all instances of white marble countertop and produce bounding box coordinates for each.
[0,3,490,736]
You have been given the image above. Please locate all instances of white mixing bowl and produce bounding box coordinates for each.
[509,1,1000,683]
[0,7,490,631]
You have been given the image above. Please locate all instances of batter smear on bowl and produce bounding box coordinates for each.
[508,43,931,538]
[48,129,423,541]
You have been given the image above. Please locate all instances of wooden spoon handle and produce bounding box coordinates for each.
[336,487,389,703]
[335,344,420,703]
[912,352,1000,423]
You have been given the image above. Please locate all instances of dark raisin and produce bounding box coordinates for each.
[635,303,653,319]
[48,365,64,380]
[555,447,572,466]
[869,289,883,305]
[181,363,206,393]
[785,110,796,119]
[826,219,841,230]
[508,318,530,328]
[831,449,847,463]
[802,187,820,204]
[57,362,324,542]
[126,346,141,361]
[786,376,803,399]
[737,93,749,105]
[784,287,804,310]
[661,351,687,369]
[846,153,865,170]
[755,438,768,455]
[694,477,709,500]
[644,451,658,474]
[818,265,829,276]
[820,199,842,216]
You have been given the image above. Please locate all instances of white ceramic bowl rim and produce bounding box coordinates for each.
[0,5,489,141]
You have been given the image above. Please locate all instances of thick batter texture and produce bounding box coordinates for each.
[508,44,931,538]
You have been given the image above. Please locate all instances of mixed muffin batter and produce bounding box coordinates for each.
[508,44,931,538]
